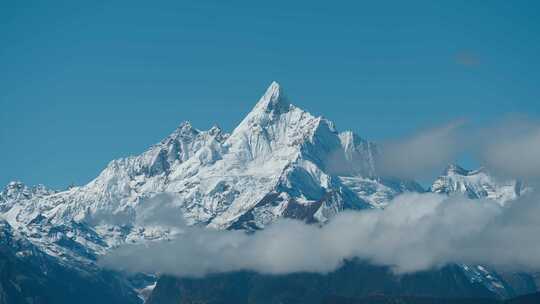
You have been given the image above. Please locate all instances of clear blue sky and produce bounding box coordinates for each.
[1,1,539,189]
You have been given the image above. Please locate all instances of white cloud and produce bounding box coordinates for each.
[375,122,465,179]
[101,191,540,277]
[373,118,540,181]
[477,119,540,180]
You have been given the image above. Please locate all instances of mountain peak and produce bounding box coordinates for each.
[208,124,222,134]
[1,181,55,205]
[6,181,25,189]
[443,164,470,176]
[228,81,298,145]
[167,121,199,139]
[252,81,290,114]
[177,121,194,131]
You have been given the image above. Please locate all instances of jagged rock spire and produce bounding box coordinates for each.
[251,81,290,114]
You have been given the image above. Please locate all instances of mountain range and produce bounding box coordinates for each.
[0,82,534,303]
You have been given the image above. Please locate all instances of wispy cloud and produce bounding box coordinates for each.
[375,121,466,179]
[476,118,540,180]
[374,117,540,181]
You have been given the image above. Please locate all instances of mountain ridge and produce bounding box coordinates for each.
[0,82,533,303]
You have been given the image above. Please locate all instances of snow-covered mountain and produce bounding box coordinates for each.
[1,82,421,236]
[429,164,531,298]
[0,82,427,302]
[430,164,526,205]
[0,82,534,303]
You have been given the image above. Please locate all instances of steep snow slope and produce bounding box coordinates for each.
[0,181,55,214]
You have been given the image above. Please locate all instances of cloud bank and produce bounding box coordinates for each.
[101,191,540,277]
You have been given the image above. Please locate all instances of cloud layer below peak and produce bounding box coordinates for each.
[101,191,540,277]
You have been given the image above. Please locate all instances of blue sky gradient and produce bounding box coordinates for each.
[1,1,539,188]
